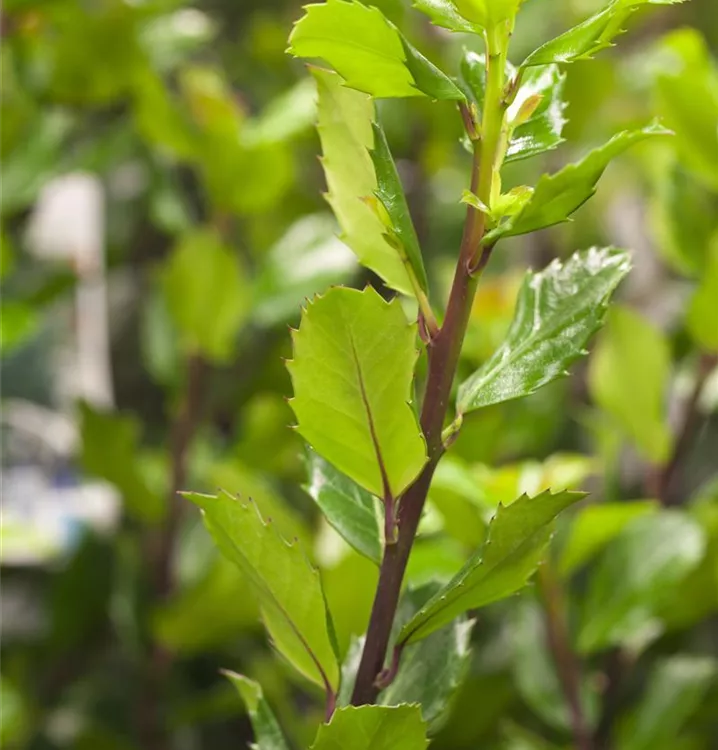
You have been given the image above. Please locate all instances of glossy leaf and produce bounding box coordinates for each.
[588,306,672,463]
[380,584,473,732]
[161,228,249,363]
[616,656,717,750]
[559,501,658,575]
[289,0,463,100]
[288,286,427,500]
[185,492,340,692]
[312,705,428,750]
[578,511,705,654]
[412,0,480,33]
[399,489,585,645]
[485,123,669,244]
[224,672,290,750]
[521,0,687,68]
[458,247,631,414]
[686,241,718,352]
[253,214,356,327]
[370,123,429,292]
[304,449,383,565]
[312,67,415,296]
[506,64,567,163]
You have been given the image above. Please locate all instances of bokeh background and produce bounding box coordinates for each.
[1,0,717,748]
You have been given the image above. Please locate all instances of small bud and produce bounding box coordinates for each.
[512,93,543,126]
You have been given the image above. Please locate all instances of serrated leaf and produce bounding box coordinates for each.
[370,122,428,292]
[185,492,340,692]
[304,449,383,565]
[412,0,480,33]
[312,67,415,296]
[288,286,427,500]
[616,656,717,750]
[559,501,658,575]
[686,240,718,352]
[578,511,705,654]
[289,0,463,100]
[485,123,669,244]
[380,584,473,732]
[588,305,672,463]
[398,489,585,645]
[224,672,290,750]
[521,0,687,68]
[506,64,567,163]
[457,247,631,414]
[161,228,249,363]
[312,705,428,750]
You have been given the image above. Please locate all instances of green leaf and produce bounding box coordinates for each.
[485,123,670,244]
[312,67,415,296]
[654,29,718,190]
[288,286,427,500]
[398,489,585,645]
[185,492,340,692]
[241,78,317,147]
[0,301,39,354]
[506,64,567,163]
[304,449,383,565]
[289,0,463,100]
[578,511,705,654]
[686,241,718,352]
[559,501,658,575]
[0,229,14,281]
[588,305,672,463]
[224,672,290,750]
[370,123,429,293]
[457,247,631,414]
[453,0,526,28]
[312,705,428,750]
[510,596,597,732]
[0,676,29,746]
[412,0,481,33]
[253,214,356,327]
[1,111,73,215]
[80,403,164,523]
[521,0,687,68]
[616,656,717,750]
[380,584,473,732]
[161,228,249,363]
[648,158,716,277]
[154,556,259,654]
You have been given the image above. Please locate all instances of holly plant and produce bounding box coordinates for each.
[185,0,690,747]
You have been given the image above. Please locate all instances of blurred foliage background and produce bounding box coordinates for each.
[1,0,718,748]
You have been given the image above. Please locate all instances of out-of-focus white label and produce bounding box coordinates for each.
[26,173,104,273]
